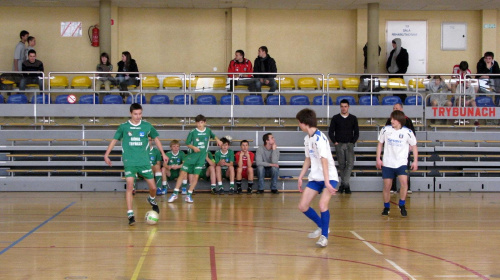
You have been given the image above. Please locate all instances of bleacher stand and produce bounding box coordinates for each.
[102,95,123,104]
[336,95,356,105]
[79,94,99,104]
[150,95,170,104]
[476,96,495,107]
[358,95,379,105]
[220,94,240,105]
[266,95,286,105]
[173,94,194,105]
[404,95,423,106]
[382,96,402,105]
[312,95,333,105]
[8,94,28,104]
[126,95,146,104]
[243,95,264,105]
[31,94,51,104]
[197,95,217,105]
[55,94,71,104]
[290,95,310,105]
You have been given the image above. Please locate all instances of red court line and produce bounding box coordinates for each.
[210,246,217,280]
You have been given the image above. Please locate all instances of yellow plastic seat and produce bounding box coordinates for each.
[387,78,407,89]
[185,77,198,89]
[321,77,340,90]
[298,77,318,90]
[141,76,160,89]
[2,79,16,88]
[276,77,295,90]
[342,77,360,90]
[163,77,183,89]
[50,76,69,88]
[71,76,92,88]
[408,78,425,90]
[212,76,227,89]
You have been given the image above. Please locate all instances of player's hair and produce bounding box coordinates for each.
[259,46,268,54]
[262,133,272,145]
[195,114,206,122]
[100,52,111,66]
[240,140,249,146]
[235,49,245,58]
[390,110,406,126]
[220,137,230,145]
[340,99,350,106]
[130,103,142,113]
[459,61,469,71]
[296,108,317,127]
[484,51,494,59]
[27,36,35,44]
[170,139,180,147]
[432,75,442,81]
[27,49,36,56]
[20,30,29,39]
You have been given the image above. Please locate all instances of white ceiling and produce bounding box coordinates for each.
[0,0,499,10]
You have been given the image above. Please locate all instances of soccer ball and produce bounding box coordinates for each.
[224,135,233,141]
[145,210,159,225]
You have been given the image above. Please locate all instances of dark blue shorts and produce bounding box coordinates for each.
[382,165,408,179]
[306,180,338,194]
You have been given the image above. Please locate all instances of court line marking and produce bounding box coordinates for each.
[0,202,75,256]
[386,259,417,280]
[131,227,157,280]
[350,231,383,255]
[210,246,217,280]
[0,230,242,234]
[433,276,484,278]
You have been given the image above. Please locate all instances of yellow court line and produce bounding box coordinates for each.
[131,227,157,280]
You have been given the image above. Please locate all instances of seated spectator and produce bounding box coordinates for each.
[235,140,255,194]
[455,80,477,107]
[476,51,500,105]
[20,49,44,100]
[256,133,280,194]
[451,61,471,93]
[116,51,139,94]
[253,46,277,95]
[215,137,235,195]
[95,52,115,94]
[427,75,452,107]
[227,49,254,92]
[25,36,36,60]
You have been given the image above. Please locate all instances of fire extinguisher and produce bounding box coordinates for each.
[88,25,99,47]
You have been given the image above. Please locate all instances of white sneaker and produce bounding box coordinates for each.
[168,194,178,203]
[316,235,328,247]
[308,227,330,239]
[407,190,412,194]
[185,196,194,203]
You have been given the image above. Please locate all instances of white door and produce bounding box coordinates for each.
[386,21,427,74]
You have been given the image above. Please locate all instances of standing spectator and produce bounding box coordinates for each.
[25,36,36,60]
[104,103,167,226]
[227,49,254,92]
[385,103,415,193]
[96,52,115,95]
[386,38,409,102]
[328,99,359,194]
[451,61,471,93]
[296,108,338,248]
[376,110,418,217]
[13,30,29,72]
[256,133,280,194]
[117,51,139,95]
[427,75,452,107]
[20,49,44,100]
[253,46,277,95]
[235,140,255,194]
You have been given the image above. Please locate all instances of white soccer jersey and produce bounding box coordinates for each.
[304,130,338,182]
[378,125,417,168]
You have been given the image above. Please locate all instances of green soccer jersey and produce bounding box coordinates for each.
[113,120,159,166]
[149,147,162,166]
[166,150,185,166]
[186,127,216,155]
[215,149,235,169]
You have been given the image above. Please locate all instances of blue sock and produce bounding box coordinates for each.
[399,199,405,206]
[321,210,330,238]
[303,207,322,228]
[384,202,390,208]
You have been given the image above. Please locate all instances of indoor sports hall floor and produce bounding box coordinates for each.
[0,191,499,279]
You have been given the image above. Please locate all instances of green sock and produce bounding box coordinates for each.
[230,184,235,189]
[173,189,179,195]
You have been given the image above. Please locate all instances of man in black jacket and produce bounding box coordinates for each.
[386,38,409,103]
[19,49,44,100]
[328,99,359,194]
[252,46,277,94]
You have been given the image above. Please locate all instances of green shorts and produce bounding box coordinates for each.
[181,153,206,175]
[221,167,228,178]
[167,169,180,181]
[198,167,209,180]
[124,165,154,179]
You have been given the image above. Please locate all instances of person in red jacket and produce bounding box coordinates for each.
[227,49,254,92]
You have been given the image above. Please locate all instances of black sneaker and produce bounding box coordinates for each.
[229,188,234,195]
[211,188,217,195]
[237,186,242,194]
[271,189,278,194]
[247,186,252,194]
[399,205,407,217]
[218,188,225,195]
[338,185,345,194]
[256,189,264,194]
[147,197,160,214]
[381,207,390,216]
[128,215,136,226]
[344,186,352,194]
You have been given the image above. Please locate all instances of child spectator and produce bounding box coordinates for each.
[161,140,186,195]
[235,140,255,194]
[215,137,235,194]
[427,75,452,107]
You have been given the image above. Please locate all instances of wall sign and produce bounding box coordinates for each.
[61,22,82,37]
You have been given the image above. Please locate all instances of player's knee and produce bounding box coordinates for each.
[298,202,308,212]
